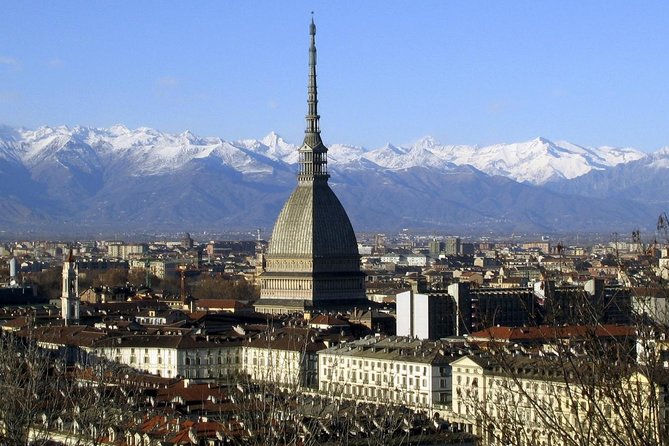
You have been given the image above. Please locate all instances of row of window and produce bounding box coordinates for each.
[321,383,430,405]
[321,355,429,375]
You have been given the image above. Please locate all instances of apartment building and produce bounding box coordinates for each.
[242,327,326,389]
[94,334,242,380]
[318,336,460,410]
[450,355,668,445]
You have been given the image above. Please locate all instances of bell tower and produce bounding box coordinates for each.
[61,249,80,325]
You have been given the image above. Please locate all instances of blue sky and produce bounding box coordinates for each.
[2,1,669,151]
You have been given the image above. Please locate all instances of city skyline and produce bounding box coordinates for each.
[2,2,669,152]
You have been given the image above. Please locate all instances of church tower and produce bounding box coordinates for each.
[61,249,80,325]
[255,18,367,314]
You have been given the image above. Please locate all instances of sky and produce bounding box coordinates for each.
[2,1,669,152]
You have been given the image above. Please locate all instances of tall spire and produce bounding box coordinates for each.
[306,15,319,137]
[298,14,329,182]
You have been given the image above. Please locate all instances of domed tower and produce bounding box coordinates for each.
[255,18,366,314]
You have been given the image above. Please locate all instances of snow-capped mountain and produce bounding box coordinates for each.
[546,145,669,208]
[0,124,662,234]
[426,137,645,184]
[0,125,648,184]
[243,132,646,184]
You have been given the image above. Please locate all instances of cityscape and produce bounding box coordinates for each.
[3,3,669,446]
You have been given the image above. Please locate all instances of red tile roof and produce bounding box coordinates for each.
[309,314,349,327]
[469,324,635,343]
[195,299,250,311]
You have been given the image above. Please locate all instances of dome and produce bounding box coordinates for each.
[268,181,359,258]
[255,18,366,314]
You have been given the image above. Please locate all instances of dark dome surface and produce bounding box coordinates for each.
[268,181,359,258]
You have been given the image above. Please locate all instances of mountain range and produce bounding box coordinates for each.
[0,124,666,235]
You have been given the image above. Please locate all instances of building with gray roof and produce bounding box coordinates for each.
[255,19,366,314]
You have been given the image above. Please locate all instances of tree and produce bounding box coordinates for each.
[92,268,129,287]
[0,328,61,445]
[0,329,141,445]
[25,267,61,300]
[453,274,669,445]
[191,275,259,301]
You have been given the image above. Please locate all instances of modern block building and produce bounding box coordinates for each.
[396,289,456,340]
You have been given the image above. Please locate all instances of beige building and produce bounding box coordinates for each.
[107,242,147,260]
[129,259,179,279]
[450,355,669,445]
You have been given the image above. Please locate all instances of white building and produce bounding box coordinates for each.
[406,254,428,267]
[396,289,456,340]
[242,327,324,389]
[633,288,669,325]
[659,257,669,280]
[380,253,402,264]
[94,334,242,380]
[318,336,458,411]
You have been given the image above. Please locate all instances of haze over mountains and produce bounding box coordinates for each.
[0,124,666,235]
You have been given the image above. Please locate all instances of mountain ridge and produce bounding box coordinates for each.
[0,124,663,234]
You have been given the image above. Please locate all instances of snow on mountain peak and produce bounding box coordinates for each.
[412,135,439,149]
[654,146,669,156]
[107,124,131,135]
[0,124,656,185]
[261,131,282,147]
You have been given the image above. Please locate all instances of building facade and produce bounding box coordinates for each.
[318,336,457,410]
[450,355,669,446]
[94,335,242,380]
[396,289,456,340]
[255,19,365,314]
[242,327,323,389]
